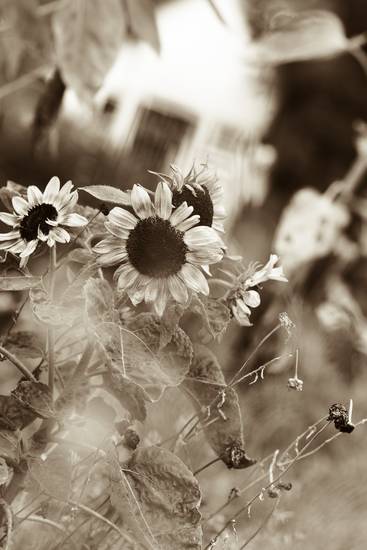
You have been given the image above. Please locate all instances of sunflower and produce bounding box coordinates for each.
[0,177,87,266]
[152,164,226,234]
[93,182,224,316]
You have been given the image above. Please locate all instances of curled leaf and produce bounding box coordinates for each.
[6,330,43,359]
[0,395,37,431]
[103,372,147,422]
[108,445,202,549]
[182,344,256,469]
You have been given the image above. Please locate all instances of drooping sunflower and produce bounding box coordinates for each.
[0,177,87,266]
[152,164,226,234]
[93,182,224,316]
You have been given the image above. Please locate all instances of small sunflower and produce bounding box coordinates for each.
[152,164,226,234]
[0,177,87,266]
[93,182,224,316]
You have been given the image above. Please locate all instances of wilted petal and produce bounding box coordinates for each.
[0,230,20,241]
[244,290,261,308]
[50,227,71,243]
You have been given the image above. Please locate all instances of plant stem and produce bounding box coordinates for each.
[193,457,221,477]
[0,345,37,382]
[47,246,57,400]
[228,323,282,386]
[0,498,13,550]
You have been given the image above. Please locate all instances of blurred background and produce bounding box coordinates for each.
[1,0,367,548]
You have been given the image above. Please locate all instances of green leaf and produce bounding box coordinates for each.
[108,445,202,549]
[0,429,21,465]
[79,185,131,205]
[96,319,192,401]
[0,276,42,291]
[182,344,256,469]
[53,0,126,99]
[125,0,160,53]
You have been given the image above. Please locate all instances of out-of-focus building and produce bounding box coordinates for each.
[88,0,276,220]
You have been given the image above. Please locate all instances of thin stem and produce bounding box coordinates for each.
[193,457,221,477]
[228,323,282,386]
[47,246,57,399]
[21,515,79,550]
[0,345,37,382]
[239,498,279,549]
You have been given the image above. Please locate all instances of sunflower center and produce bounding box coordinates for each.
[19,203,58,242]
[172,184,214,227]
[126,217,187,278]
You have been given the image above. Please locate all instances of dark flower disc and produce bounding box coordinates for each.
[126,217,187,278]
[172,184,214,227]
[19,203,58,242]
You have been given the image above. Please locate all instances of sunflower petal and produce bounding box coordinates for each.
[131,184,154,219]
[184,226,220,248]
[97,249,128,267]
[108,207,138,229]
[12,196,29,216]
[116,263,139,290]
[153,283,169,316]
[105,221,129,239]
[186,249,223,265]
[168,275,188,304]
[27,185,42,207]
[61,213,88,227]
[155,181,172,219]
[0,230,21,241]
[43,176,61,204]
[50,227,71,243]
[0,213,19,226]
[170,201,193,227]
[175,214,200,232]
[179,263,209,295]
[19,239,38,258]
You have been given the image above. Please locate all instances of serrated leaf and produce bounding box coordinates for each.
[97,318,192,401]
[28,448,73,500]
[0,429,21,464]
[53,0,126,99]
[108,445,202,550]
[125,0,160,53]
[182,344,255,469]
[79,185,131,205]
[0,276,42,291]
